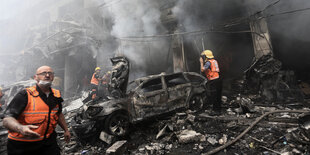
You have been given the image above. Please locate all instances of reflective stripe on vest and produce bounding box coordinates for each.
[8,86,61,142]
[90,73,99,85]
[205,59,220,80]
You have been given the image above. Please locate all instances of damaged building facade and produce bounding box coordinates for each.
[1,0,310,154]
[1,0,309,100]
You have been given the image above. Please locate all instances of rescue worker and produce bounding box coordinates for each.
[90,67,102,99]
[200,50,222,115]
[102,71,112,85]
[3,66,71,155]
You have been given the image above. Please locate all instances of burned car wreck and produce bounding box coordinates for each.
[71,71,207,142]
[82,56,130,103]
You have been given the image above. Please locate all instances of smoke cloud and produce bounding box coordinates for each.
[104,0,170,80]
[1,0,310,87]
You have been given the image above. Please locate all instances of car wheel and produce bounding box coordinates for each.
[189,95,203,111]
[104,112,130,137]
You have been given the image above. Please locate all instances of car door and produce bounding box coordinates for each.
[164,73,191,111]
[132,76,168,120]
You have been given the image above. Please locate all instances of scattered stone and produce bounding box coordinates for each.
[144,143,167,154]
[165,144,172,150]
[207,137,218,145]
[177,130,204,144]
[177,119,186,124]
[280,152,292,155]
[156,124,173,139]
[280,113,291,118]
[227,108,236,115]
[186,114,195,123]
[193,143,198,150]
[106,140,127,155]
[218,134,227,145]
[138,147,145,152]
[167,124,173,131]
[198,144,204,150]
[176,112,187,120]
[222,96,228,103]
[63,98,84,112]
[246,113,251,118]
[156,125,167,139]
[99,131,114,144]
[186,109,196,114]
[292,148,301,154]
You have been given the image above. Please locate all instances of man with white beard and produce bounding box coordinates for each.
[3,66,70,155]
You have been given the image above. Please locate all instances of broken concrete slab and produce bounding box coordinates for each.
[63,98,84,112]
[177,129,205,144]
[156,125,168,139]
[141,143,169,154]
[219,134,228,145]
[106,140,127,155]
[222,96,228,104]
[186,114,195,123]
[156,123,174,139]
[207,136,218,145]
[99,131,114,144]
[176,119,186,125]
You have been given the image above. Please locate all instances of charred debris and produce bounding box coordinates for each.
[56,54,310,155]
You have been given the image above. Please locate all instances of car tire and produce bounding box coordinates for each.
[189,95,203,111]
[104,112,130,137]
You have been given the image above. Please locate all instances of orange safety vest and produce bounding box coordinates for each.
[90,73,99,85]
[204,59,220,80]
[8,86,61,142]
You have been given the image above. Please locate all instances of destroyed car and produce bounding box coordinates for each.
[82,56,130,103]
[71,72,207,140]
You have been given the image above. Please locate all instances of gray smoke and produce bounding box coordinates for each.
[108,0,163,37]
[172,0,310,71]
[1,0,310,87]
[103,0,170,80]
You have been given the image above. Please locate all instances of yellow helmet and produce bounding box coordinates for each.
[201,50,214,59]
[95,67,101,71]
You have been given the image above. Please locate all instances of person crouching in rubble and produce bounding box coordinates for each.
[3,65,71,155]
[90,67,103,100]
[200,50,223,115]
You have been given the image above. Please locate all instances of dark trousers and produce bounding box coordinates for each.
[90,84,98,99]
[7,132,60,155]
[206,78,222,111]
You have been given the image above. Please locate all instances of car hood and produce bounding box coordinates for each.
[85,98,129,117]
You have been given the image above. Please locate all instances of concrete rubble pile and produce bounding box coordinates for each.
[55,94,310,154]
[245,54,304,102]
[50,54,309,154]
